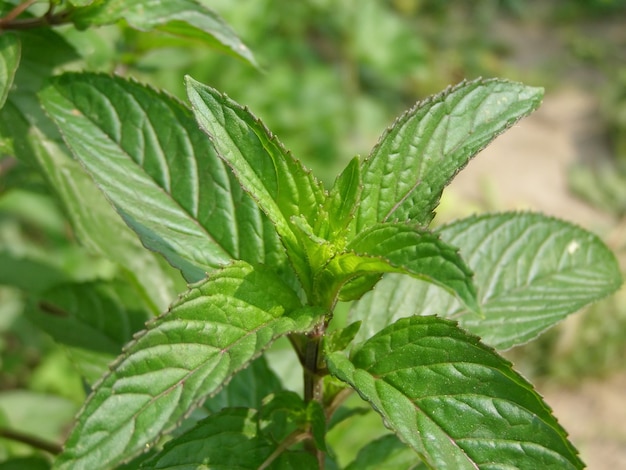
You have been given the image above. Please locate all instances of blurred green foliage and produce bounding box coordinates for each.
[1,0,625,463]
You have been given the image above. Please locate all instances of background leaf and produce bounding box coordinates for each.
[30,131,183,312]
[40,73,289,285]
[354,78,543,231]
[0,33,20,109]
[328,316,584,469]
[70,0,257,67]
[27,281,154,384]
[351,212,623,349]
[345,434,426,470]
[55,261,323,470]
[141,407,318,469]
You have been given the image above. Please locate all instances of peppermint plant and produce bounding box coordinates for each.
[32,73,622,469]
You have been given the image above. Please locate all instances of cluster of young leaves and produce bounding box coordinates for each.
[30,69,620,470]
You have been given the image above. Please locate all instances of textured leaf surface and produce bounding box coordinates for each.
[141,407,317,469]
[40,73,287,283]
[0,33,20,108]
[321,223,478,313]
[70,0,256,66]
[354,79,543,230]
[187,76,327,286]
[328,316,583,469]
[352,213,622,349]
[28,281,153,384]
[55,261,323,470]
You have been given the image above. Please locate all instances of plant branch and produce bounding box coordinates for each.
[0,428,62,455]
[0,1,72,31]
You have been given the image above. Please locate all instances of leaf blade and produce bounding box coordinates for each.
[54,261,322,469]
[351,213,623,349]
[327,316,583,469]
[186,76,327,288]
[0,33,20,109]
[355,78,543,230]
[39,73,288,283]
[335,223,478,313]
[70,0,257,67]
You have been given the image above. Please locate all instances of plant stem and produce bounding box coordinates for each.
[302,322,327,468]
[0,428,62,455]
[0,1,72,31]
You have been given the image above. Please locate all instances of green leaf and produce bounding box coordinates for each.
[354,78,543,231]
[0,29,78,167]
[67,0,95,6]
[71,0,257,67]
[351,213,623,349]
[345,434,426,470]
[327,316,583,469]
[320,223,478,313]
[28,281,153,384]
[30,130,183,312]
[325,156,362,239]
[204,355,283,413]
[40,73,288,284]
[140,407,318,469]
[186,76,327,288]
[0,33,20,109]
[55,261,323,470]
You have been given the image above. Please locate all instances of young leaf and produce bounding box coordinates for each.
[186,76,327,287]
[324,156,362,239]
[140,407,318,469]
[354,78,543,231]
[351,213,623,349]
[0,33,20,108]
[54,261,323,470]
[40,73,288,284]
[27,281,154,384]
[70,0,257,67]
[327,316,583,469]
[319,223,478,313]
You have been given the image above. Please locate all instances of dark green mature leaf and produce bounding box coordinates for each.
[40,73,288,284]
[204,355,282,413]
[28,281,153,384]
[319,223,478,313]
[352,213,623,349]
[328,316,583,470]
[140,407,317,469]
[0,33,20,108]
[345,434,426,470]
[354,79,543,231]
[70,0,257,66]
[186,76,327,288]
[55,261,323,470]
